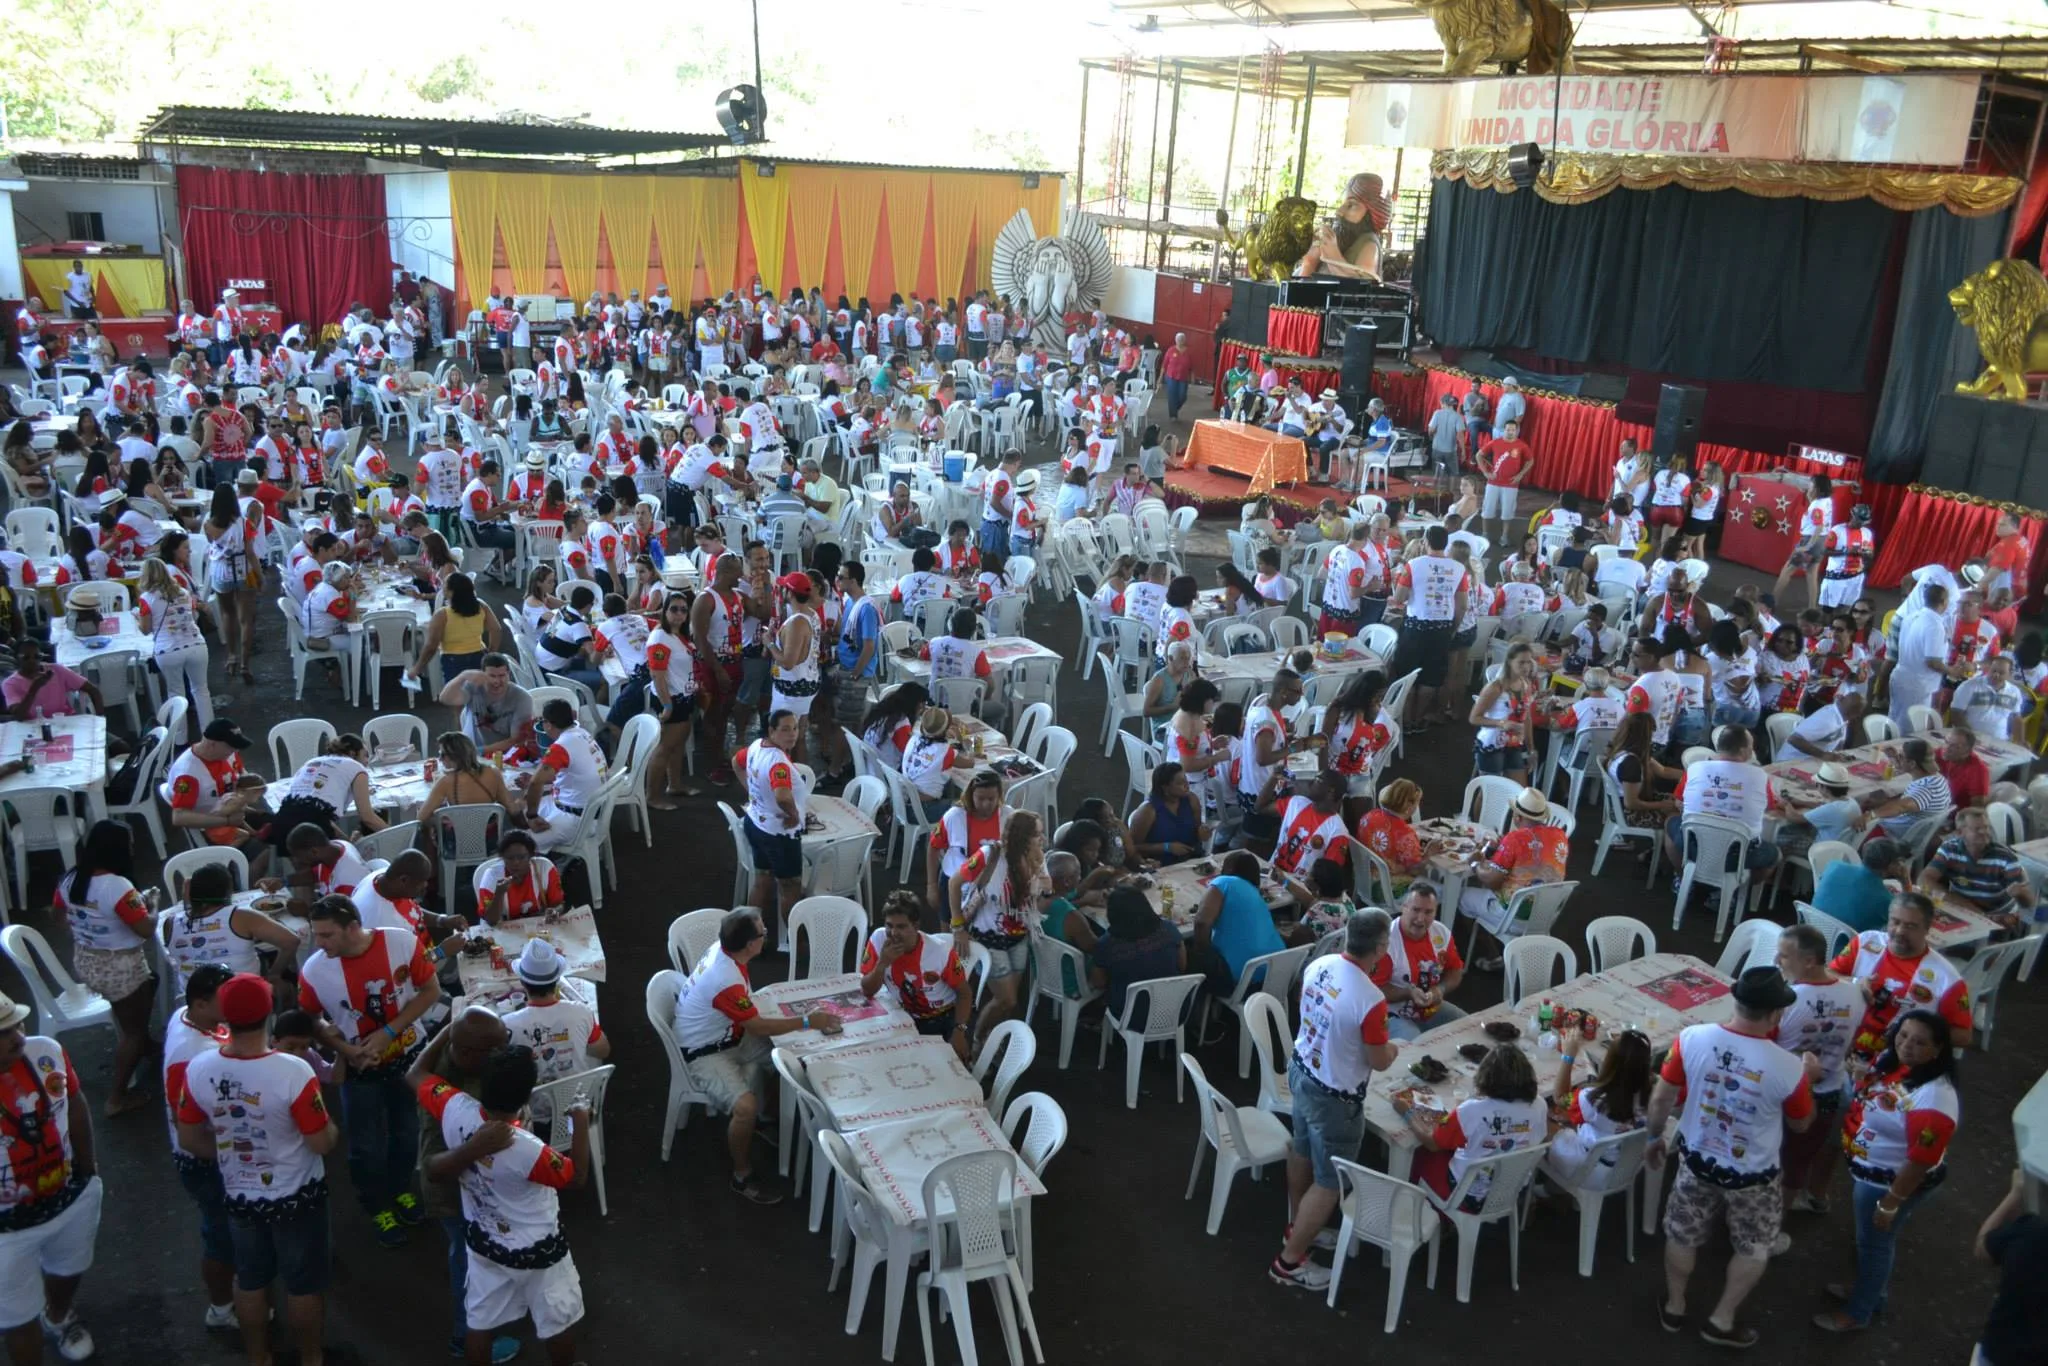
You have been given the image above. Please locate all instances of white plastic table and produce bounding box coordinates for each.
[799,1034,985,1131]
[0,714,109,820]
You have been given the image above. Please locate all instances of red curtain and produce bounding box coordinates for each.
[1264,306,1324,357]
[176,166,393,329]
[1212,340,1342,409]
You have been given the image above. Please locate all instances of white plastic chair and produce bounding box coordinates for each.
[106,724,174,858]
[611,712,660,849]
[1180,1053,1291,1235]
[268,717,338,782]
[1584,916,1655,973]
[0,925,113,1043]
[1962,938,2030,1050]
[1206,947,1310,1079]
[666,907,727,973]
[820,1129,929,1348]
[1097,973,1204,1108]
[1712,917,1783,978]
[1903,706,1942,736]
[359,610,419,712]
[3,788,86,900]
[163,846,251,904]
[1502,935,1578,1005]
[1326,1156,1443,1327]
[1241,991,1293,1121]
[1466,880,1577,960]
[645,970,718,1159]
[1793,900,1858,960]
[1098,666,1145,758]
[1672,812,1756,941]
[363,713,430,759]
[433,804,508,913]
[1423,1142,1551,1303]
[971,1018,1038,1120]
[787,895,865,981]
[1025,931,1105,1069]
[1461,775,1524,836]
[1590,771,1663,886]
[530,1064,614,1215]
[770,1049,838,1233]
[1532,1127,1650,1276]
[914,1151,1043,1366]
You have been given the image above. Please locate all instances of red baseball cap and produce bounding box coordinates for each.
[217,973,273,1029]
[776,572,815,594]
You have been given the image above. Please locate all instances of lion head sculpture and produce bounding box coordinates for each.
[1950,258,2048,402]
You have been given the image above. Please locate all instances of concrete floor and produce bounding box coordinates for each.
[9,376,2040,1365]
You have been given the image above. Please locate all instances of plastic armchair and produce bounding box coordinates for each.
[164,846,251,905]
[1590,769,1664,887]
[269,717,337,782]
[1024,931,1104,1068]
[432,804,508,913]
[3,787,87,903]
[1327,1156,1444,1327]
[1672,812,1758,940]
[1584,916,1655,974]
[1241,992,1294,1121]
[1010,702,1054,759]
[611,713,661,848]
[354,822,421,865]
[1423,1142,1551,1303]
[876,770,938,883]
[106,725,174,858]
[645,970,719,1160]
[971,1019,1037,1119]
[1465,880,1578,961]
[359,610,419,711]
[787,896,865,981]
[801,833,875,907]
[1180,1053,1293,1235]
[914,1152,1043,1366]
[364,713,430,759]
[1961,938,2030,1050]
[529,1064,614,1215]
[0,925,113,1042]
[1461,775,1523,836]
[1205,947,1311,1079]
[1713,918,1784,978]
[1000,1092,1068,1179]
[1099,666,1145,758]
[552,773,627,908]
[1502,935,1578,1005]
[1527,1128,1650,1276]
[666,907,728,973]
[770,1049,838,1233]
[1097,972,1205,1108]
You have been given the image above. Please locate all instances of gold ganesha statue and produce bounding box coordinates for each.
[1413,0,1576,76]
[1950,258,2048,402]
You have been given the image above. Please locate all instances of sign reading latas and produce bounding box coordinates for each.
[1347,72,1980,166]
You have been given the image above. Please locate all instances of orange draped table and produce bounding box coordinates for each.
[1186,420,1309,496]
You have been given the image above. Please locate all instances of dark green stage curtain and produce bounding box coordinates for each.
[1417,177,1897,393]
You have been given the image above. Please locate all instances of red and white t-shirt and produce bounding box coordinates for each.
[1660,1023,1814,1181]
[476,856,564,920]
[859,929,965,1022]
[351,875,427,937]
[738,739,801,834]
[287,754,366,811]
[297,927,436,1068]
[1830,931,1972,1060]
[1329,712,1394,777]
[1371,920,1464,1024]
[164,748,246,837]
[162,1008,228,1156]
[1293,954,1390,1098]
[176,1047,328,1209]
[502,996,603,1090]
[672,945,758,1052]
[920,635,991,682]
[538,725,607,814]
[1431,1094,1547,1197]
[1395,555,1470,622]
[54,870,150,952]
[644,627,698,701]
[929,803,1008,882]
[418,1079,574,1263]
[1273,796,1349,877]
[1841,1066,1959,1185]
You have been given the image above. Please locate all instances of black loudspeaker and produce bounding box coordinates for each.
[1507,143,1545,188]
[1228,279,1280,347]
[1340,323,1378,394]
[1652,383,1706,459]
[1915,393,2048,506]
[715,85,768,144]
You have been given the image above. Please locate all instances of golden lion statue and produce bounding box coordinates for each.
[1950,258,2048,401]
[1413,0,1575,76]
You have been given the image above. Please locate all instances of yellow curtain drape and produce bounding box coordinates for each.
[699,179,739,296]
[972,178,1026,294]
[650,180,702,304]
[879,172,930,300]
[449,170,501,306]
[834,171,885,306]
[1433,147,2021,216]
[22,259,164,316]
[929,174,979,302]
[786,165,838,294]
[495,175,552,294]
[546,175,602,303]
[740,160,792,294]
[1023,182,1064,239]
[599,178,655,301]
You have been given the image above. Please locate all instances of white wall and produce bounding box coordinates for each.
[368,159,454,292]
[12,178,165,249]
[0,184,24,301]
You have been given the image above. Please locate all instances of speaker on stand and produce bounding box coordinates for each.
[1652,383,1706,461]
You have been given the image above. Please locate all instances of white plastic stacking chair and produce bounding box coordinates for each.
[1461,775,1523,836]
[1527,1128,1649,1276]
[1024,931,1103,1069]
[971,1019,1038,1120]
[1962,938,2030,1050]
[1327,1156,1443,1327]
[1502,935,1578,1005]
[1712,917,1783,978]
[770,1049,837,1233]
[1672,813,1757,940]
[1097,973,1204,1108]
[530,1064,614,1215]
[0,925,113,1043]
[645,970,718,1160]
[269,717,338,782]
[820,1128,930,1353]
[354,822,420,865]
[1465,880,1577,960]
[433,804,508,912]
[1584,916,1655,974]
[1205,948,1311,1079]
[163,846,251,904]
[787,896,865,981]
[1423,1142,1550,1303]
[1590,769,1663,886]
[915,1151,1043,1366]
[3,788,86,901]
[717,801,760,903]
[666,907,728,973]
[359,610,419,712]
[106,724,174,858]
[364,713,430,759]
[611,712,660,848]
[1180,1053,1292,1235]
[1241,992,1294,1120]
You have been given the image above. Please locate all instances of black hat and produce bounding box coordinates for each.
[202,719,252,750]
[1730,966,1797,1011]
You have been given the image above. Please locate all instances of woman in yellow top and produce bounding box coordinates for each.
[405,570,503,686]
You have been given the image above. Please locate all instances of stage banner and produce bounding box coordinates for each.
[1347,73,1979,166]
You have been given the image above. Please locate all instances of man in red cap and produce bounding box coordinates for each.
[0,987,100,1364]
[177,972,339,1366]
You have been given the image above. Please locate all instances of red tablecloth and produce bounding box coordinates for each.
[1186,419,1309,495]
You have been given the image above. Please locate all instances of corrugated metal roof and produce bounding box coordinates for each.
[137,106,726,159]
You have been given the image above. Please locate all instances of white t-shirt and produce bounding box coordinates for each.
[1778,976,1866,1094]
[420,1082,573,1261]
[539,725,607,813]
[740,738,802,834]
[1952,676,2025,740]
[1292,953,1390,1099]
[178,1048,329,1205]
[1682,758,1769,837]
[1665,1023,1812,1179]
[502,997,603,1095]
[1395,555,1468,622]
[1790,703,1850,755]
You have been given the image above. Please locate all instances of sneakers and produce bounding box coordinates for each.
[41,1312,92,1362]
[1768,1231,1792,1257]
[1268,1256,1331,1291]
[392,1191,425,1227]
[1698,1320,1759,1350]
[731,1174,785,1206]
[1787,1191,1831,1215]
[451,1335,522,1362]
[371,1207,409,1248]
[1282,1223,1340,1253]
[203,1303,237,1331]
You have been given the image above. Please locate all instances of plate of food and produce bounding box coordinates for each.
[1457,1042,1490,1064]
[1191,860,1218,876]
[1482,1021,1522,1042]
[1407,1055,1450,1084]
[250,895,288,915]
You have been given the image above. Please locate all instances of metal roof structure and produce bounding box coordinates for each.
[136,106,728,161]
[1082,34,2048,94]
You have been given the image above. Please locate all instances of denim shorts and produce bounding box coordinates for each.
[1473,745,1527,776]
[1286,1057,1365,1189]
[744,817,803,879]
[230,1196,332,1296]
[177,1157,234,1267]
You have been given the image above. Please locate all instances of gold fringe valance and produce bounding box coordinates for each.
[1433,148,2021,217]
[1908,483,2048,521]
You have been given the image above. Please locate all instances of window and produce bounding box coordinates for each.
[66,212,106,242]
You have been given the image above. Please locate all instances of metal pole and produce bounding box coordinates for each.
[1074,66,1091,220]
[1390,145,1406,245]
[1143,57,1165,264]
[1212,53,1247,280]
[1292,60,1318,197]
[1158,61,1184,270]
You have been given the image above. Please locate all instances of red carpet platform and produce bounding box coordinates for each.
[1162,464,1429,526]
